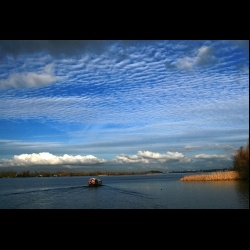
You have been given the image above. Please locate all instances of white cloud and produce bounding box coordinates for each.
[194,153,231,160]
[0,152,107,167]
[174,56,196,70]
[0,64,58,89]
[196,46,216,66]
[0,41,248,171]
[184,145,199,150]
[0,149,234,170]
[167,45,217,71]
[113,150,186,164]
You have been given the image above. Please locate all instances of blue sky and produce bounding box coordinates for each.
[0,40,248,172]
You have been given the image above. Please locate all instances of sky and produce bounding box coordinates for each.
[0,40,249,172]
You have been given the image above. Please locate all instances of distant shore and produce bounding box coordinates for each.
[0,168,236,178]
[180,171,240,181]
[0,170,164,178]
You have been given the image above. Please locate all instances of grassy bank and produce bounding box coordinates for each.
[180,171,240,181]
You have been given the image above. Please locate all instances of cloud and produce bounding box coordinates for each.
[165,45,217,71]
[195,46,217,66]
[0,149,234,170]
[232,40,249,52]
[184,145,200,151]
[0,64,58,89]
[240,65,249,74]
[113,150,186,164]
[112,150,232,164]
[194,153,231,160]
[0,152,107,168]
[0,40,248,172]
[0,40,111,59]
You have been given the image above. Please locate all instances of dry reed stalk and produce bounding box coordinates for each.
[180,171,240,181]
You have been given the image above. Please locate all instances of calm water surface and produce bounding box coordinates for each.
[0,173,248,209]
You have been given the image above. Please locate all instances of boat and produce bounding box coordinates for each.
[88,177,102,187]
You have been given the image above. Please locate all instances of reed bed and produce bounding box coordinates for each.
[180,171,240,181]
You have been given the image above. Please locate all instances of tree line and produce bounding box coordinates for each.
[233,140,249,180]
[0,170,163,178]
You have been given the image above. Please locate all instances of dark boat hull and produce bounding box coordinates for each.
[88,183,102,187]
[88,178,102,187]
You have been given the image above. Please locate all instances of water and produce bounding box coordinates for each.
[0,173,248,209]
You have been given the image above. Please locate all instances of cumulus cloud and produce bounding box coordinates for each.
[113,150,186,164]
[0,152,107,167]
[0,64,58,89]
[112,150,231,164]
[0,150,234,169]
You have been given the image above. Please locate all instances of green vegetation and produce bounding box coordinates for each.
[233,140,249,180]
[0,170,163,178]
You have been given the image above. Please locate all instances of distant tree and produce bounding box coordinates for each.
[16,170,31,177]
[0,171,17,178]
[233,140,249,180]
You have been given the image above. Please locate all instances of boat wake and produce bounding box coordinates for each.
[0,185,90,197]
[0,184,151,200]
[101,185,152,199]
